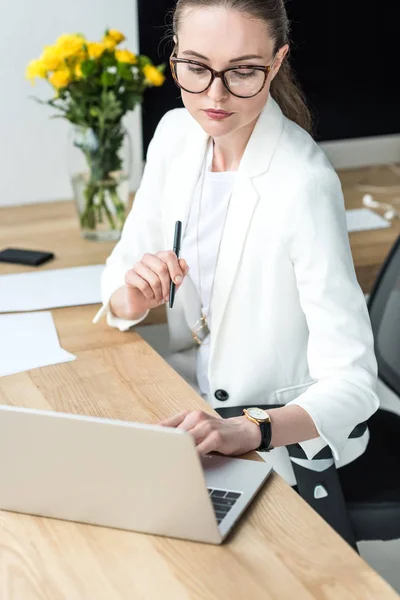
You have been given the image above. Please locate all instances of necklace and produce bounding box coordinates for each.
[191,140,235,345]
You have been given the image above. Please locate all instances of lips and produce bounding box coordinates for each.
[205,109,232,116]
[204,109,233,120]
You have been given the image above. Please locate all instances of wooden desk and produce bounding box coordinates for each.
[0,200,166,335]
[0,344,399,599]
[0,192,399,599]
[339,166,400,294]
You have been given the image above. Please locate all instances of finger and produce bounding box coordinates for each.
[142,253,171,301]
[125,270,155,301]
[185,420,215,445]
[179,258,189,276]
[133,263,163,303]
[196,431,221,456]
[176,410,209,432]
[159,410,190,428]
[157,251,185,286]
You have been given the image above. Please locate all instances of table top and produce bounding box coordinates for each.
[338,165,400,293]
[1,342,398,600]
[0,192,399,599]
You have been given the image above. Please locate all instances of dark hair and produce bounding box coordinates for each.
[170,0,313,135]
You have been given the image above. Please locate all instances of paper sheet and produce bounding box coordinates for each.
[346,208,391,232]
[0,264,104,313]
[0,311,76,377]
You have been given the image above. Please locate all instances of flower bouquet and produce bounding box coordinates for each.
[27,29,165,240]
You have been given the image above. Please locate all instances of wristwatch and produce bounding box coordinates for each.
[243,407,274,452]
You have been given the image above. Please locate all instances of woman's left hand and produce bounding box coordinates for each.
[159,410,262,456]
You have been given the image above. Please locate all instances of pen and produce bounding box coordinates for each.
[169,220,182,309]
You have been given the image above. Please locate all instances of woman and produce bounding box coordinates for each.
[94,0,379,485]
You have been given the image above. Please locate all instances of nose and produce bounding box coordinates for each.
[206,75,228,103]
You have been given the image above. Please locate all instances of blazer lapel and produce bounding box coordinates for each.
[161,116,209,337]
[208,176,259,367]
[161,121,209,249]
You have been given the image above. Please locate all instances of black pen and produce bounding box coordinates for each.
[169,220,182,309]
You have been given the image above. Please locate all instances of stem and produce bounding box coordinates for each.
[74,124,127,233]
[101,191,117,230]
[109,186,126,228]
[81,183,97,230]
[97,186,104,223]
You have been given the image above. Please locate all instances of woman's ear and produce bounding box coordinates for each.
[270,44,289,81]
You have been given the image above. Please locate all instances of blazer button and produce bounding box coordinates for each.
[215,389,229,402]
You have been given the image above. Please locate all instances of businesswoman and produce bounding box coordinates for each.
[94,0,379,485]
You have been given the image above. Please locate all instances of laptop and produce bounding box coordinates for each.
[0,405,273,544]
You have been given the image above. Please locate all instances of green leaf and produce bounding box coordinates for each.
[89,107,100,118]
[100,90,123,121]
[137,55,152,68]
[102,53,116,68]
[101,71,116,87]
[81,60,96,77]
[117,62,133,81]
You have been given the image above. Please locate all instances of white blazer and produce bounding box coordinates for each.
[94,95,379,482]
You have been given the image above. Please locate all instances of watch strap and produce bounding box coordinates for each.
[257,420,273,452]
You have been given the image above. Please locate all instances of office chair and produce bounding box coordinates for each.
[217,234,400,551]
[336,233,400,544]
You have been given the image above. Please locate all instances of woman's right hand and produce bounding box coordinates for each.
[115,251,189,319]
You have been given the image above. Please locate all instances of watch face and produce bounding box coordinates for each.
[247,407,268,421]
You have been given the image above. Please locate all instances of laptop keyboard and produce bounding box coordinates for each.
[207,488,242,525]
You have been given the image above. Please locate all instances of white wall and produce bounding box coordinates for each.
[0,0,142,207]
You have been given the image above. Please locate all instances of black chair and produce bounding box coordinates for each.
[337,234,400,543]
[217,234,400,551]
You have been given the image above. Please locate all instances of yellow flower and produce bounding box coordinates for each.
[75,63,83,79]
[87,42,105,59]
[106,29,125,45]
[55,33,85,59]
[40,45,63,72]
[49,68,71,90]
[143,64,165,87]
[103,37,117,50]
[26,59,47,84]
[115,49,137,64]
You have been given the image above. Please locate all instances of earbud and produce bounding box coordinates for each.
[362,194,398,220]
[362,194,377,208]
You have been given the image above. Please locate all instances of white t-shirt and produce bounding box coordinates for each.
[181,142,236,399]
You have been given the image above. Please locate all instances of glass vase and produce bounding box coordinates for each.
[68,125,132,241]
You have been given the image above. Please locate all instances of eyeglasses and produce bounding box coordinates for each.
[169,53,277,99]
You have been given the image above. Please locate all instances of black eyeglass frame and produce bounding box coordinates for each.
[169,52,278,99]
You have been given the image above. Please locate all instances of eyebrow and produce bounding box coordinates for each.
[181,50,264,63]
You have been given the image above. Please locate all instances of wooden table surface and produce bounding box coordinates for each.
[337,165,400,293]
[1,341,398,600]
[0,192,399,599]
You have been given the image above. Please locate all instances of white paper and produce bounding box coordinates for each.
[346,208,391,232]
[0,311,76,377]
[0,264,104,313]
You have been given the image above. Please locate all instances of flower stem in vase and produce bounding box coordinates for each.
[96,186,104,223]
[109,186,126,229]
[100,186,117,230]
[81,182,97,230]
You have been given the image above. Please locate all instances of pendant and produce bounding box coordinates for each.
[191,315,210,345]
